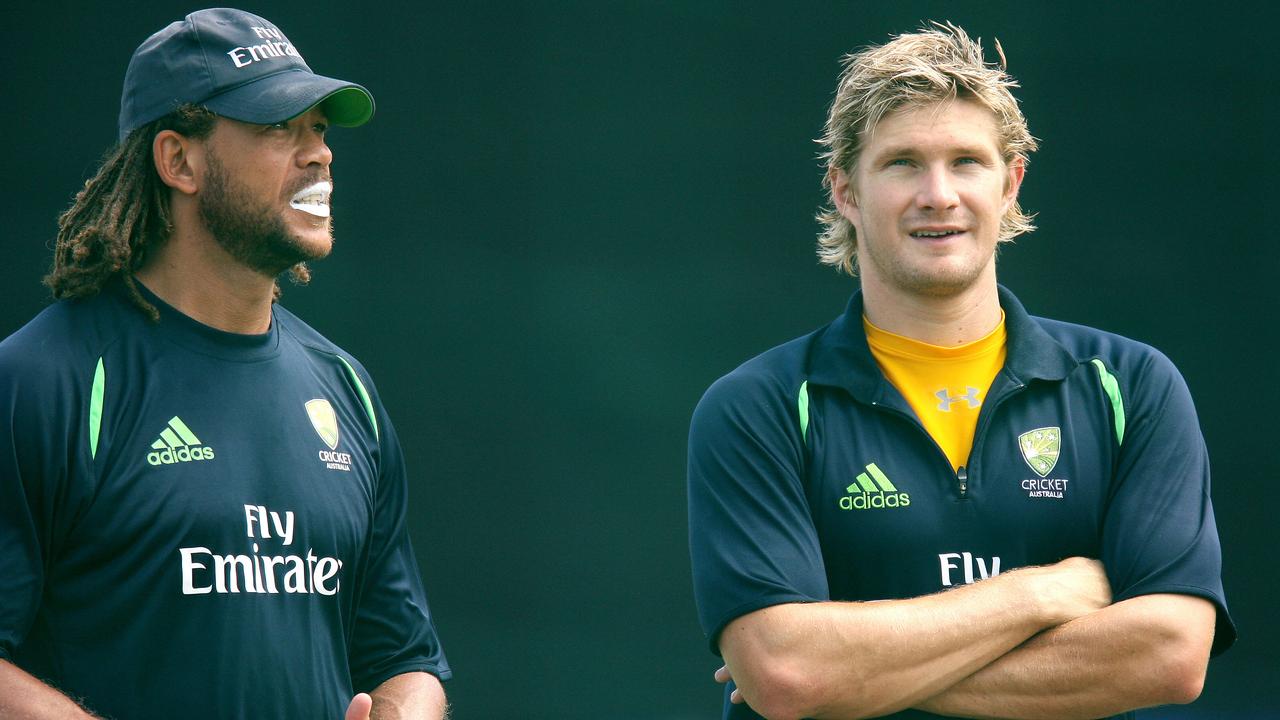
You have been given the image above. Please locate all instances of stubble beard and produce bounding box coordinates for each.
[198,153,332,279]
[860,232,996,299]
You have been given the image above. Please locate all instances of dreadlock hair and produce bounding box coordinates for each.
[45,104,312,321]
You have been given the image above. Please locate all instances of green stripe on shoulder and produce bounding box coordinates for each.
[1090,359,1125,446]
[798,380,810,445]
[337,355,379,442]
[89,357,105,459]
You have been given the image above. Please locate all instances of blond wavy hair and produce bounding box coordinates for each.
[816,22,1039,275]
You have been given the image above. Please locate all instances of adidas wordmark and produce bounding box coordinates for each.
[147,416,216,466]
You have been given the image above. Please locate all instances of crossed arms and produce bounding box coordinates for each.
[715,558,1216,720]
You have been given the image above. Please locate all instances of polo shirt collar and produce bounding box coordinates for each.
[808,285,1077,402]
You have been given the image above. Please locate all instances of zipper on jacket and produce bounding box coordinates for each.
[956,466,968,498]
[871,399,962,499]
[965,378,1028,492]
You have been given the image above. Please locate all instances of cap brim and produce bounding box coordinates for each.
[201,69,375,128]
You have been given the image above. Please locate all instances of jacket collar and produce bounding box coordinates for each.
[808,285,1077,403]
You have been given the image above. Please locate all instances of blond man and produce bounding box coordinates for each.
[688,23,1233,720]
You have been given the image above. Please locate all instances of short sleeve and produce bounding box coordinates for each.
[1099,354,1236,655]
[0,345,82,662]
[0,379,43,661]
[346,396,451,690]
[687,371,829,655]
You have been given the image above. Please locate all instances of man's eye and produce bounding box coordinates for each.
[888,158,912,167]
[268,120,290,130]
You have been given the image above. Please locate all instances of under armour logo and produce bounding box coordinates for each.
[936,387,981,412]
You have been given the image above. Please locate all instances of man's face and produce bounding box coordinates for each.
[197,108,335,277]
[835,98,1023,299]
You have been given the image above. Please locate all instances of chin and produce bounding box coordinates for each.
[900,265,988,296]
[291,229,334,259]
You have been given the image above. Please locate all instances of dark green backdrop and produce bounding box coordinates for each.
[2,2,1276,718]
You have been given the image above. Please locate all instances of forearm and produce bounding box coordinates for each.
[726,596,1036,719]
[917,594,1216,719]
[0,660,100,719]
[369,671,448,720]
[722,560,1106,720]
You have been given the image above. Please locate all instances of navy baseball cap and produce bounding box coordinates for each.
[118,8,374,140]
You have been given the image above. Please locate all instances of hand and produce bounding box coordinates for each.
[1021,556,1112,626]
[345,692,373,720]
[714,665,746,705]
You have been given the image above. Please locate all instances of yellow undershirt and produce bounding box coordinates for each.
[864,314,1007,471]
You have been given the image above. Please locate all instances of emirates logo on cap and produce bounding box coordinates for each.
[226,24,304,69]
[118,8,374,140]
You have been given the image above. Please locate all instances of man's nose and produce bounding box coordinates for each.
[298,130,333,170]
[916,165,959,210]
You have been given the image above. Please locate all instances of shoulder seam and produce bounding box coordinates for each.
[1090,358,1125,446]
[797,380,810,446]
[89,358,105,459]
[335,354,379,443]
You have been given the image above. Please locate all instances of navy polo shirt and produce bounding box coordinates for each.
[0,279,449,719]
[688,287,1234,720]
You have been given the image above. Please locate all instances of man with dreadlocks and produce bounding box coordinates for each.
[0,9,449,720]
[687,23,1233,720]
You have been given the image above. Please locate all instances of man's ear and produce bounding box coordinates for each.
[1002,158,1026,214]
[830,166,860,227]
[153,130,204,196]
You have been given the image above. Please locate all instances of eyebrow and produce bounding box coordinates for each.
[870,144,998,162]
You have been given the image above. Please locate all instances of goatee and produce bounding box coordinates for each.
[198,153,332,279]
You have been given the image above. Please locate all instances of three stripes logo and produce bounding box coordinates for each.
[146,416,216,466]
[838,462,911,511]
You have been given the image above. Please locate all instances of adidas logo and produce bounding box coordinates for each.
[839,462,911,511]
[147,416,216,466]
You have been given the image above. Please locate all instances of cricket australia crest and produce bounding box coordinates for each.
[1018,427,1060,477]
[305,399,340,450]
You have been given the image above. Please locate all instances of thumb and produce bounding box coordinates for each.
[345,692,373,720]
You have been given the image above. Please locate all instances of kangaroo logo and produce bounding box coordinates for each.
[1018,427,1061,477]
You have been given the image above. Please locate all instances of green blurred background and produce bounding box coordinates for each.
[2,2,1275,717]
